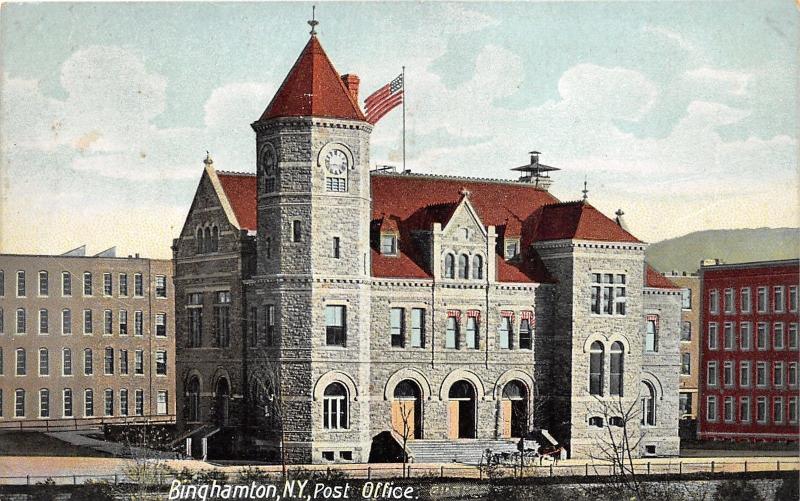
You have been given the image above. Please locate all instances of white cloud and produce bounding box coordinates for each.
[685,67,752,96]
[642,24,696,53]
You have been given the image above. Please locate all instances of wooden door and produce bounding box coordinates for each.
[501,400,512,438]
[392,401,416,439]
[448,400,460,439]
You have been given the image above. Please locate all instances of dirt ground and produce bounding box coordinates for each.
[0,431,111,457]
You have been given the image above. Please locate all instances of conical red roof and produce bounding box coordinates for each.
[259,36,365,121]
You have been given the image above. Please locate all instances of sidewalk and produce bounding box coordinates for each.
[44,430,178,460]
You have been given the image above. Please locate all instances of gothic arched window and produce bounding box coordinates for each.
[589,341,604,396]
[196,228,203,254]
[610,341,624,396]
[211,226,219,253]
[458,254,469,279]
[472,255,483,279]
[443,254,455,279]
[641,382,656,426]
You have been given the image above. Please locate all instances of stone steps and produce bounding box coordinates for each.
[405,439,519,465]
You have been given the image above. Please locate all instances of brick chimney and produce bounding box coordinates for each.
[341,74,360,103]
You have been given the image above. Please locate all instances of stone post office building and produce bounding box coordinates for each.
[173,32,682,464]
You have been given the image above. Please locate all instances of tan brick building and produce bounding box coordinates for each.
[665,272,701,421]
[0,249,175,426]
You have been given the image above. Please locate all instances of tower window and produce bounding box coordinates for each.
[325,177,347,192]
[292,221,302,243]
[332,237,341,259]
[325,305,346,346]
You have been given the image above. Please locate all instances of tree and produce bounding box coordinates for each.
[588,395,645,500]
[115,424,176,500]
[396,398,414,475]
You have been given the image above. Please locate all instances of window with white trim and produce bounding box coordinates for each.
[380,234,397,256]
[322,383,348,429]
[723,396,734,422]
[740,396,750,423]
[723,361,733,387]
[62,348,72,376]
[610,342,624,396]
[62,309,71,335]
[325,305,346,347]
[681,353,691,375]
[723,322,734,350]
[83,310,93,335]
[103,310,113,335]
[63,389,73,418]
[589,341,604,396]
[104,389,114,416]
[134,273,143,296]
[756,322,768,350]
[773,397,784,424]
[157,390,168,415]
[119,273,128,296]
[707,361,718,386]
[789,323,798,350]
[155,275,167,298]
[84,389,94,417]
[39,388,50,418]
[739,361,750,387]
[38,271,48,297]
[773,362,784,387]
[120,350,128,375]
[774,322,785,350]
[15,389,25,417]
[103,273,112,296]
[120,389,128,416]
[740,287,751,313]
[134,350,144,375]
[774,286,785,313]
[757,287,768,313]
[156,351,167,375]
[498,315,512,349]
[39,348,49,376]
[16,271,26,298]
[155,313,167,337]
[39,309,49,335]
[83,272,92,296]
[466,315,479,350]
[789,362,798,387]
[104,347,114,375]
[83,349,93,376]
[790,286,798,312]
[706,396,717,422]
[16,348,26,376]
[16,308,26,334]
[681,288,692,310]
[410,308,425,348]
[756,362,767,387]
[135,389,144,416]
[61,272,71,296]
[119,310,128,336]
[740,322,751,350]
[645,317,659,352]
[724,288,735,314]
[390,308,404,348]
[709,289,719,314]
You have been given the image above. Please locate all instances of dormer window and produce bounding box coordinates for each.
[505,239,520,260]
[380,234,397,255]
[443,254,455,279]
[458,254,469,279]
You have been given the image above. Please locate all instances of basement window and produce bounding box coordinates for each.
[339,451,353,461]
[322,451,335,462]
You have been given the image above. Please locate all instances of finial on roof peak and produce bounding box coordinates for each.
[581,177,589,201]
[204,151,213,166]
[460,187,472,198]
[308,5,319,36]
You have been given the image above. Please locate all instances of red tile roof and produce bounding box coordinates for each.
[259,36,365,121]
[532,201,641,243]
[370,174,561,283]
[216,172,257,231]
[645,264,680,289]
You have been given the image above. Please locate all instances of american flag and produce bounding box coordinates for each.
[364,73,403,124]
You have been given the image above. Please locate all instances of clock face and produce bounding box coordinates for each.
[325,149,348,175]
[262,146,276,175]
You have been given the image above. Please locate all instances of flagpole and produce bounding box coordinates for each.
[402,65,406,173]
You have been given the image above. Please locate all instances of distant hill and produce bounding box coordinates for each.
[646,228,800,274]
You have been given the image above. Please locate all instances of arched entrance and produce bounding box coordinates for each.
[448,380,477,439]
[392,380,422,439]
[186,376,201,422]
[214,378,230,426]
[501,380,528,438]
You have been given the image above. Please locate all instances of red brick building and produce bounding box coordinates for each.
[698,259,799,442]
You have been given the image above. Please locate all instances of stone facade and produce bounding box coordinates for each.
[172,33,682,463]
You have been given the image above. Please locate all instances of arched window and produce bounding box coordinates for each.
[203,227,212,253]
[186,376,200,422]
[610,341,624,396]
[589,341,604,396]
[323,382,348,430]
[196,228,203,254]
[472,255,483,279]
[641,382,656,426]
[458,255,469,279]
[211,226,219,252]
[443,254,455,279]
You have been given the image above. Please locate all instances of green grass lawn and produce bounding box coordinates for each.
[0,431,111,457]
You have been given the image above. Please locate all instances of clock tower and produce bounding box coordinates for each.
[248,29,374,463]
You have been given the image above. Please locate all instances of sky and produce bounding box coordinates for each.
[1,1,797,259]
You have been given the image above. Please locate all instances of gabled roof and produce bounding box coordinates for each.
[645,264,680,289]
[370,174,561,283]
[216,172,257,231]
[532,201,641,243]
[258,36,365,121]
